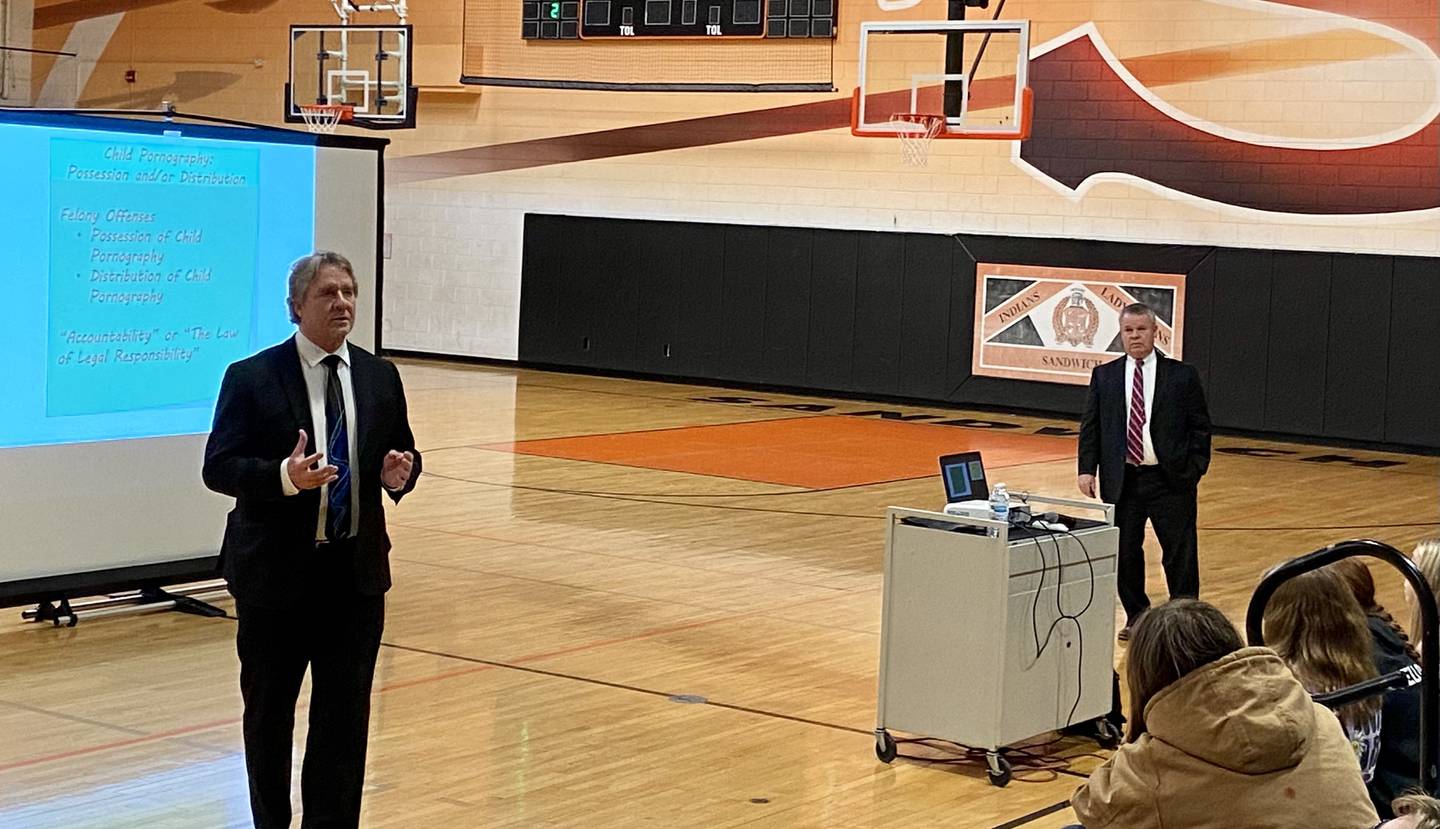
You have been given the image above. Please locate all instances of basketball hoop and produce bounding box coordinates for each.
[298,103,353,133]
[889,113,946,166]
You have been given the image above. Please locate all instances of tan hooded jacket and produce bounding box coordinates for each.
[1072,647,1380,829]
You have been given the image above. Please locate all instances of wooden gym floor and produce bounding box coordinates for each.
[2,360,1436,828]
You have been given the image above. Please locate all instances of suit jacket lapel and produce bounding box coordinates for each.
[275,337,316,453]
[1110,357,1128,431]
[351,347,375,465]
[1152,355,1170,424]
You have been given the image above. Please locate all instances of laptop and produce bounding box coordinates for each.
[939,451,989,504]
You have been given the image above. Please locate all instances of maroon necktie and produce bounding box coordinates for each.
[1127,360,1146,465]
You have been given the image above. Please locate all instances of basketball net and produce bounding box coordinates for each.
[889,113,946,167]
[299,104,351,134]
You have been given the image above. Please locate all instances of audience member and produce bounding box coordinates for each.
[1407,538,1440,652]
[1384,793,1440,829]
[1263,569,1384,784]
[1330,558,1424,818]
[1069,599,1378,829]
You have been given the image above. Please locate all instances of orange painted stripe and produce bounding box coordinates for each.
[493,415,1076,489]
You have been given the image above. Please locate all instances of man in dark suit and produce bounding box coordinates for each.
[1078,302,1210,641]
[203,251,420,828]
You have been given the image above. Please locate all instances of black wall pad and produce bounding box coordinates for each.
[517,214,1440,450]
[805,230,860,393]
[1207,248,1272,431]
[1324,254,1391,442]
[1265,250,1331,436]
[1387,257,1440,448]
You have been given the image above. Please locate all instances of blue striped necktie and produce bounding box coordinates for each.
[322,354,351,540]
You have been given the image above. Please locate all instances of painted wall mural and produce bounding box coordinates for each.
[18,0,1440,359]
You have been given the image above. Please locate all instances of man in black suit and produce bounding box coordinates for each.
[1078,302,1210,641]
[203,251,420,828]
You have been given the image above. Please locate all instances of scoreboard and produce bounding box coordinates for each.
[521,0,835,39]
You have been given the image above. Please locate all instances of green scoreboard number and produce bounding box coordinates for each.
[522,0,579,38]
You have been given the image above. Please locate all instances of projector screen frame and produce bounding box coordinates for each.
[0,108,390,610]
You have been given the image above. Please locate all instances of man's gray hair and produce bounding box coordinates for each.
[1120,302,1157,325]
[287,251,356,324]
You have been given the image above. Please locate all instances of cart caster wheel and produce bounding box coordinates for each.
[986,753,1012,787]
[875,730,897,763]
[1094,717,1122,750]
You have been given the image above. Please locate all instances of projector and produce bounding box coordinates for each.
[942,498,1033,524]
[942,499,993,519]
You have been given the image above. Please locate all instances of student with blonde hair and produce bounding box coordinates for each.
[1408,538,1440,652]
[1385,793,1440,829]
[1070,599,1377,829]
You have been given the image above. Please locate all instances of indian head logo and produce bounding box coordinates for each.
[1052,286,1099,347]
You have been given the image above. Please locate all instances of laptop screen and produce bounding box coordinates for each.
[939,451,989,503]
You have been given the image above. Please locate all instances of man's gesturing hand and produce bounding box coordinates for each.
[286,429,338,490]
[382,450,414,491]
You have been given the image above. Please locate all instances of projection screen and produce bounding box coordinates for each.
[0,109,388,607]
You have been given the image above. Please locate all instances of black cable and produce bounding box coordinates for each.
[1058,528,1097,728]
[1024,525,1098,729]
[1029,533,1046,658]
[1069,612,1087,728]
[891,735,1087,780]
[1031,528,1095,660]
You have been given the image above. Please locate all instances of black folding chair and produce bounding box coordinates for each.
[1246,538,1439,795]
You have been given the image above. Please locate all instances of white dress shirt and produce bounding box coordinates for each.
[1125,350,1159,466]
[280,332,360,540]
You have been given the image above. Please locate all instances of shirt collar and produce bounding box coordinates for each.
[295,331,350,369]
[1132,350,1156,370]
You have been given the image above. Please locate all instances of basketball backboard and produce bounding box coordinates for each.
[285,24,416,129]
[852,20,1031,141]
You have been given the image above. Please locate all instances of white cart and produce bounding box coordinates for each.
[874,497,1121,785]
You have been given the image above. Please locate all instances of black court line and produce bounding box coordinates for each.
[415,470,1440,530]
[424,430,1067,498]
[217,616,1091,813]
[382,640,1097,782]
[418,470,885,519]
[400,360,1438,469]
[379,641,867,736]
[993,799,1073,829]
[0,697,148,737]
[385,520,867,594]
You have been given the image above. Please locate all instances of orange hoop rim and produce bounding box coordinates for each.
[299,103,354,118]
[849,87,1035,141]
[889,113,946,133]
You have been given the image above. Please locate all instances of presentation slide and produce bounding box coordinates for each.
[0,111,384,603]
[2,123,314,449]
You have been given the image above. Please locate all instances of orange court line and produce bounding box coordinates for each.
[0,715,243,774]
[488,415,1077,489]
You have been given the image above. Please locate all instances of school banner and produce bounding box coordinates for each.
[972,264,1186,385]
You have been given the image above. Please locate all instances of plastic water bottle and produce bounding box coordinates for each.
[990,483,1010,523]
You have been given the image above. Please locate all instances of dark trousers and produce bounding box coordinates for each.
[236,582,385,829]
[1115,464,1199,623]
